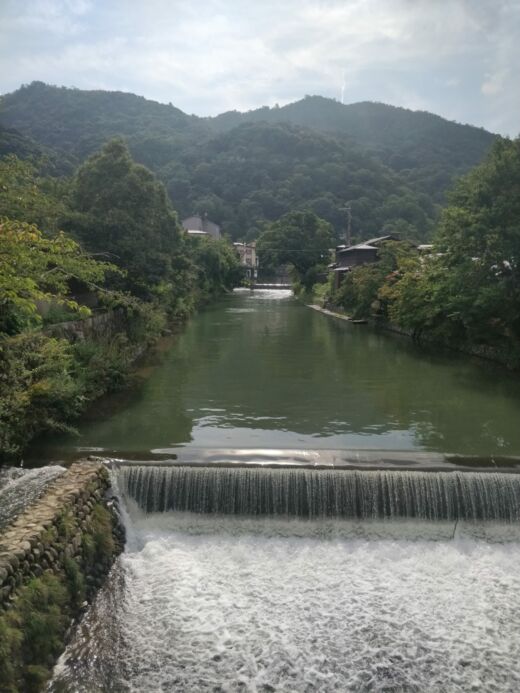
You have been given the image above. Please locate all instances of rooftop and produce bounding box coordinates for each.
[336,234,399,253]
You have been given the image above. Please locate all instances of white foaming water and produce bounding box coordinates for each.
[51,512,520,692]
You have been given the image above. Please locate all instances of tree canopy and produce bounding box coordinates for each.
[404,137,520,346]
[257,211,334,290]
[329,137,520,364]
[0,219,114,334]
[67,139,183,295]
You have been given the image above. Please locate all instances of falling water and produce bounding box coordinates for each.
[0,465,65,529]
[48,464,520,690]
[116,464,520,522]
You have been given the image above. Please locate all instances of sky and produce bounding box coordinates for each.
[0,0,518,136]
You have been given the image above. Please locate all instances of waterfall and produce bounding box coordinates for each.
[115,465,520,521]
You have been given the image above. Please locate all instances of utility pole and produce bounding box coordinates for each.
[340,204,352,246]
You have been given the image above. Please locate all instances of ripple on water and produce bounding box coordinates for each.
[51,516,520,692]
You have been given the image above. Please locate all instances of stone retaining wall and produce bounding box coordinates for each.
[0,462,123,606]
[0,461,125,690]
[43,308,128,343]
[374,319,519,369]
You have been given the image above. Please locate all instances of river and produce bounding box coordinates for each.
[33,288,520,461]
[43,290,520,691]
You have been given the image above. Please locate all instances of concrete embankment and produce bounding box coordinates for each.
[0,461,124,691]
[307,304,352,321]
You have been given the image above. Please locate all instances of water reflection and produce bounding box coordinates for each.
[31,289,520,459]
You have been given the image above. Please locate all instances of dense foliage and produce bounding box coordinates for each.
[0,82,496,242]
[0,144,240,459]
[0,219,113,334]
[67,139,183,295]
[329,138,520,366]
[257,211,334,291]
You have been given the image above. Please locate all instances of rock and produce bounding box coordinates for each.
[19,540,32,554]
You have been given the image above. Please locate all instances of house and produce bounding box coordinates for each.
[181,214,221,239]
[233,241,258,279]
[331,234,400,289]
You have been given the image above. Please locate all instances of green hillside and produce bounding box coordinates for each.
[212,95,497,201]
[158,121,436,241]
[0,82,497,241]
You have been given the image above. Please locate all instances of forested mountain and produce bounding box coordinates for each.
[212,96,496,202]
[0,82,497,242]
[0,124,41,159]
[0,81,195,166]
[213,97,494,168]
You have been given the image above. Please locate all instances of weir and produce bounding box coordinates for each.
[115,464,520,522]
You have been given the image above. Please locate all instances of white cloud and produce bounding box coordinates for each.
[0,0,519,134]
[481,71,506,96]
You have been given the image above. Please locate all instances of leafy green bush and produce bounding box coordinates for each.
[0,333,83,459]
[0,574,69,691]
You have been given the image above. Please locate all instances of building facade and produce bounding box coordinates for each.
[233,241,258,279]
[331,234,400,289]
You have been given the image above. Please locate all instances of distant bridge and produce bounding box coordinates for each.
[251,283,292,290]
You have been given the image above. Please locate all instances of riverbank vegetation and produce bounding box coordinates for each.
[0,143,240,460]
[321,138,520,367]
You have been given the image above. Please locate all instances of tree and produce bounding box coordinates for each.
[387,137,520,353]
[0,155,69,233]
[257,211,334,290]
[0,219,115,334]
[434,138,520,343]
[190,236,242,294]
[68,139,183,296]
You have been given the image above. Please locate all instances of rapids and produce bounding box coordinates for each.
[50,501,520,692]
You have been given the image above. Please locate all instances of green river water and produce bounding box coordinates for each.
[31,288,520,462]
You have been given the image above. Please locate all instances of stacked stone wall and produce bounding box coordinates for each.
[0,461,124,690]
[43,308,128,343]
[0,462,123,606]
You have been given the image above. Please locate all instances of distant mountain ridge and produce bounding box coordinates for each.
[213,94,494,163]
[210,96,496,197]
[0,83,495,169]
[0,82,497,241]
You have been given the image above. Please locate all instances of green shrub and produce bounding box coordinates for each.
[64,557,86,607]
[0,333,83,460]
[0,574,70,690]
